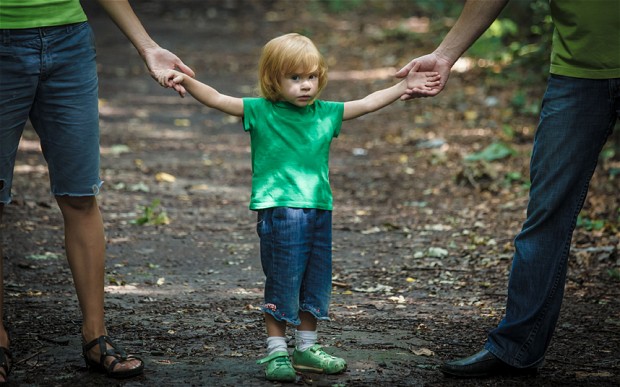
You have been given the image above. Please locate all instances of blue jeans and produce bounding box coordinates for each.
[256,207,332,326]
[485,75,620,368]
[0,22,101,204]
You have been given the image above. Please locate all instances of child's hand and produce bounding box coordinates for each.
[397,54,449,100]
[143,46,195,98]
[155,69,187,97]
[404,62,441,98]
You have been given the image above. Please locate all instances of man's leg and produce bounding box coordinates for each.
[442,76,619,376]
[486,76,618,368]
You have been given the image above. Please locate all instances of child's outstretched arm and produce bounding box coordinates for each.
[158,70,244,117]
[342,63,439,121]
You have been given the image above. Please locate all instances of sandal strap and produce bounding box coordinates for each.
[82,335,144,378]
[83,335,129,366]
[0,347,11,377]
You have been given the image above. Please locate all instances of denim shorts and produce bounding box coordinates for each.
[0,22,101,204]
[256,207,333,326]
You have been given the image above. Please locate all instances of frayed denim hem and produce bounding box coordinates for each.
[261,306,301,326]
[300,304,330,322]
[261,304,331,326]
[51,180,103,197]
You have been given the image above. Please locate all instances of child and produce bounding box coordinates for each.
[158,33,439,382]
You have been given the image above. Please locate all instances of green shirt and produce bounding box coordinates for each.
[550,0,620,79]
[0,0,87,29]
[242,98,344,211]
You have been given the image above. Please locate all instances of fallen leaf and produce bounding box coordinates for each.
[174,118,191,127]
[427,247,448,258]
[26,252,61,260]
[412,347,435,357]
[156,172,176,183]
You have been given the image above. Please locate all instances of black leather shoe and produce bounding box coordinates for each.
[440,349,538,378]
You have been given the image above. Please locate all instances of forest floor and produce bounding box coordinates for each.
[3,1,619,386]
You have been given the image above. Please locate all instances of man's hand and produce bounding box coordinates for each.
[395,52,452,100]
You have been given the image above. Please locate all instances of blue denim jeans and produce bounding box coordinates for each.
[0,22,101,204]
[256,207,332,326]
[485,75,620,368]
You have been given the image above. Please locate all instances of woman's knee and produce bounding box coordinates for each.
[56,195,98,212]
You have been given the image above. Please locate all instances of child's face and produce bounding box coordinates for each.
[278,69,319,107]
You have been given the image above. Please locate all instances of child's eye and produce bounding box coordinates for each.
[291,75,300,81]
[309,74,318,80]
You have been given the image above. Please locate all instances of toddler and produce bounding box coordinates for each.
[158,33,439,382]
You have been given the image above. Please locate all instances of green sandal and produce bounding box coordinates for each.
[82,335,144,379]
[257,351,296,382]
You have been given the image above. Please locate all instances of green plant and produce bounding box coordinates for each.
[467,0,552,82]
[504,171,523,185]
[464,142,516,162]
[318,0,364,12]
[133,199,170,226]
[607,269,620,281]
[576,215,605,231]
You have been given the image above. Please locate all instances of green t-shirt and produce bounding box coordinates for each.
[242,98,344,211]
[0,0,87,29]
[550,0,620,79]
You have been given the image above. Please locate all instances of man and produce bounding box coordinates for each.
[397,0,619,377]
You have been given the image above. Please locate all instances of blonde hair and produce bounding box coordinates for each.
[258,33,328,102]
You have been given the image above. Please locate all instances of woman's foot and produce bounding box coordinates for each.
[82,335,144,379]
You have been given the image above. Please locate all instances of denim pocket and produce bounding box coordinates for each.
[256,209,268,237]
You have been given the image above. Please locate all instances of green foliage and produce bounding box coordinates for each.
[468,0,552,80]
[133,199,170,226]
[576,215,605,232]
[601,146,615,161]
[467,18,518,62]
[465,142,516,162]
[504,171,522,184]
[511,90,541,116]
[318,0,365,12]
[316,0,463,17]
[408,0,463,17]
[501,124,516,140]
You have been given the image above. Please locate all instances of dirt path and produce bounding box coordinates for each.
[3,2,619,386]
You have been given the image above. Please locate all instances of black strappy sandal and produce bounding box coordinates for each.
[82,335,144,379]
[0,347,11,382]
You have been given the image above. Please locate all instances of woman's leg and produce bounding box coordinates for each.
[56,195,142,373]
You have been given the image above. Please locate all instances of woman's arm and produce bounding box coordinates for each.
[95,0,195,95]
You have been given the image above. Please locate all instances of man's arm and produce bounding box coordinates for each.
[397,0,509,99]
[95,0,195,95]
